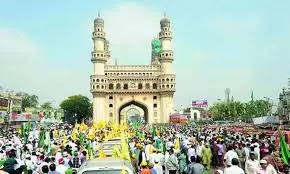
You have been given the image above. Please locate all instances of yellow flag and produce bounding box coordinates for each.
[88,128,95,140]
[79,120,88,132]
[174,137,180,152]
[62,134,67,146]
[98,150,106,159]
[121,166,126,174]
[120,132,130,161]
[96,120,106,129]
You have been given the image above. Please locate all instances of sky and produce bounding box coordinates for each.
[0,0,290,108]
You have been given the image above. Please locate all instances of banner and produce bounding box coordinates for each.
[192,100,208,107]
[9,113,42,122]
[0,98,8,111]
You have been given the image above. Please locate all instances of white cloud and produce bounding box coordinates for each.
[0,2,163,106]
[101,2,161,65]
[0,29,90,106]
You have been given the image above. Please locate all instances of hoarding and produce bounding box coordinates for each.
[192,100,208,107]
[9,113,42,122]
[0,98,8,111]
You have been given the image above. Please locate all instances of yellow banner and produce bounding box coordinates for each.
[0,106,8,111]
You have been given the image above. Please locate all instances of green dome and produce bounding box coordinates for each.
[152,39,161,54]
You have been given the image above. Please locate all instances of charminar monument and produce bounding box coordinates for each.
[90,14,176,123]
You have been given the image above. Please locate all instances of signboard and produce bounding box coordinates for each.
[192,100,208,108]
[0,98,8,111]
[169,114,188,124]
[9,113,42,122]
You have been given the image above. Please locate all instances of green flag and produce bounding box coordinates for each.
[133,120,140,131]
[39,130,45,148]
[151,127,156,137]
[163,141,167,154]
[80,133,85,147]
[279,130,290,165]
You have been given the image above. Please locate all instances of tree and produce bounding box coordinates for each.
[17,92,39,111]
[40,101,53,110]
[209,99,271,122]
[183,107,191,113]
[60,95,91,123]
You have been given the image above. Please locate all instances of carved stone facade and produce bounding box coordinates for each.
[90,14,176,123]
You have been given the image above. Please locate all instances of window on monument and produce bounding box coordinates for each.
[109,84,114,89]
[153,83,157,89]
[109,104,113,107]
[109,96,113,99]
[138,83,142,89]
[166,78,169,82]
[153,96,157,100]
[153,104,157,108]
[96,79,99,82]
[145,83,150,89]
[194,113,197,120]
[124,84,128,89]
[166,85,169,88]
[116,83,121,89]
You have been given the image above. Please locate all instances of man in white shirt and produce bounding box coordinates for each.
[224,158,244,174]
[196,142,204,159]
[187,144,197,161]
[223,145,239,167]
[255,159,277,174]
[245,152,259,174]
[154,158,163,174]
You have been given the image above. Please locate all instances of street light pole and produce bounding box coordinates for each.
[264,97,273,116]
[217,99,221,119]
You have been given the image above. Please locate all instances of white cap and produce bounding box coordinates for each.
[260,159,267,164]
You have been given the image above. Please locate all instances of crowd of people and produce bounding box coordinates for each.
[0,122,288,174]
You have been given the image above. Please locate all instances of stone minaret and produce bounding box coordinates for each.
[158,15,175,123]
[91,14,107,122]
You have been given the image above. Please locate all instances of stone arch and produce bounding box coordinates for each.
[118,100,148,123]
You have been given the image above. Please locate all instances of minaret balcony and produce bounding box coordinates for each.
[92,31,106,39]
[91,51,107,62]
[159,31,172,39]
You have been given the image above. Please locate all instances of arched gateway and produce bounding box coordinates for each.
[118,100,148,123]
[90,14,176,123]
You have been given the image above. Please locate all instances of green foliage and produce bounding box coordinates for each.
[18,92,39,111]
[183,107,191,113]
[209,99,270,122]
[60,95,91,123]
[41,101,53,110]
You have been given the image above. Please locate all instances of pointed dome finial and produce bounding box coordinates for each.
[94,12,104,24]
[160,12,170,26]
[163,11,167,18]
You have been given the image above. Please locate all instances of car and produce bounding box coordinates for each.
[99,142,122,157]
[77,158,136,174]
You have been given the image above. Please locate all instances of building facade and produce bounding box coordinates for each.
[90,14,176,123]
[0,92,22,115]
